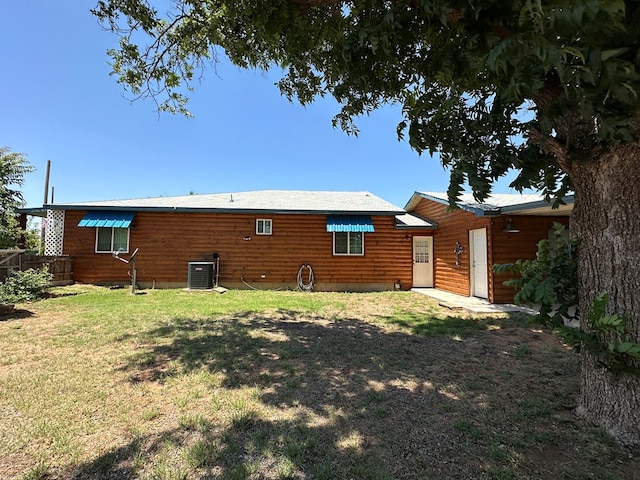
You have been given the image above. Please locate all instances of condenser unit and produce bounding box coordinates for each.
[187,262,214,289]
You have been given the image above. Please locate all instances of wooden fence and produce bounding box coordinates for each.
[0,253,73,285]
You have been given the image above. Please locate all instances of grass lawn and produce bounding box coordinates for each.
[0,286,637,479]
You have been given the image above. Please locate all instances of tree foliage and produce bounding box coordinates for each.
[22,218,42,252]
[0,147,34,248]
[584,293,640,376]
[93,0,640,202]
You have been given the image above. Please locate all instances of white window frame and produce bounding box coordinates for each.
[333,231,365,256]
[256,218,272,235]
[95,227,130,253]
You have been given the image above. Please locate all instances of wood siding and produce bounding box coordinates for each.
[62,211,418,291]
[410,199,490,297]
[410,198,569,303]
[491,215,569,303]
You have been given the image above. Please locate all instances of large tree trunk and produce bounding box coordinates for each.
[570,143,640,446]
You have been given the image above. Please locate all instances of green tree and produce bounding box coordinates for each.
[92,0,640,444]
[0,147,34,248]
[23,217,42,252]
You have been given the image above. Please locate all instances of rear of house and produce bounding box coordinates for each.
[40,190,433,291]
[405,192,572,303]
[26,188,571,299]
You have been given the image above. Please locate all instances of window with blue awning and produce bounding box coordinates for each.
[326,215,375,232]
[77,211,135,228]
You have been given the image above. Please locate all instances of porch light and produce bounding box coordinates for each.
[503,219,520,233]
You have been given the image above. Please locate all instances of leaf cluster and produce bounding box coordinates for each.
[575,292,640,376]
[0,147,34,248]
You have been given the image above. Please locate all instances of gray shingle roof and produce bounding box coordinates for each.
[407,191,573,216]
[47,190,405,215]
[394,213,437,229]
[420,191,546,212]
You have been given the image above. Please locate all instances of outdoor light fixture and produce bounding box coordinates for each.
[243,235,252,241]
[503,218,520,233]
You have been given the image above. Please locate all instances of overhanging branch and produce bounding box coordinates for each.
[528,128,571,173]
[293,0,341,6]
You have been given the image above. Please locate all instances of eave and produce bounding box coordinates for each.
[40,204,404,216]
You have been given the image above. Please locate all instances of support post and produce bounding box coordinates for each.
[131,259,136,294]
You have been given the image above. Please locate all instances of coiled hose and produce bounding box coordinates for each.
[297,264,315,292]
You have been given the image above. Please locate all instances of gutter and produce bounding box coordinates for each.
[39,204,406,216]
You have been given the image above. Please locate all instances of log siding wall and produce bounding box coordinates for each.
[62,210,420,291]
[491,215,569,303]
[410,198,569,303]
[411,200,490,298]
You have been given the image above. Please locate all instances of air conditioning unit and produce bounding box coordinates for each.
[187,262,214,289]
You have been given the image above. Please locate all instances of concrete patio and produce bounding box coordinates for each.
[411,288,539,315]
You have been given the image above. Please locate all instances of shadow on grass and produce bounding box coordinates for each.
[43,290,80,299]
[0,308,34,321]
[379,312,513,337]
[67,311,637,480]
[66,427,189,480]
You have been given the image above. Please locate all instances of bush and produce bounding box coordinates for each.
[0,268,53,304]
[493,222,578,327]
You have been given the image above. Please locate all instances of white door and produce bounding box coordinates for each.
[413,236,433,287]
[469,228,488,299]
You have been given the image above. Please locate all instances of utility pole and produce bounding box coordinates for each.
[40,160,51,254]
[43,160,51,205]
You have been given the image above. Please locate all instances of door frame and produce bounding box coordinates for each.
[469,228,488,299]
[412,236,434,288]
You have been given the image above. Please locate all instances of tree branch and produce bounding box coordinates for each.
[528,128,571,173]
[292,0,341,6]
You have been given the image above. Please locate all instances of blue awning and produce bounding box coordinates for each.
[78,211,135,228]
[326,215,374,233]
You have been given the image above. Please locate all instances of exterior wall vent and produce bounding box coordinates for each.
[187,262,214,289]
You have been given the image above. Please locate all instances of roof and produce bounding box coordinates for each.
[39,190,405,216]
[394,213,437,229]
[405,191,574,217]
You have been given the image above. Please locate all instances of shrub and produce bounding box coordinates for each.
[493,222,578,327]
[0,268,53,304]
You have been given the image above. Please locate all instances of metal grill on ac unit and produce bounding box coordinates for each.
[187,262,214,289]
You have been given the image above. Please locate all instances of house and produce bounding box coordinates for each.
[25,188,573,300]
[37,190,435,291]
[405,191,573,303]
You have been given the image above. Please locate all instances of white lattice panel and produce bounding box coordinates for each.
[44,210,65,255]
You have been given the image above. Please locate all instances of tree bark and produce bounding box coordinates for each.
[570,142,640,446]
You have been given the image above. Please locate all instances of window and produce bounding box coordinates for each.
[96,227,129,253]
[414,238,430,263]
[256,219,272,235]
[333,232,364,255]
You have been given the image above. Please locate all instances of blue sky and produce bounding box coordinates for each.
[2,1,520,210]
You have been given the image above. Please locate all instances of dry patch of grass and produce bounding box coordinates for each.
[0,286,637,479]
